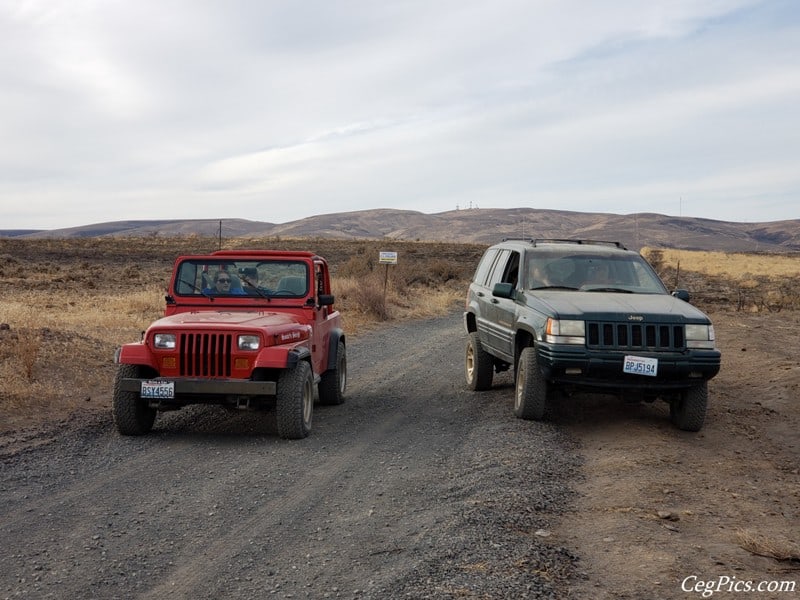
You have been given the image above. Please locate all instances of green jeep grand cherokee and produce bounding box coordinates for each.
[463,239,721,431]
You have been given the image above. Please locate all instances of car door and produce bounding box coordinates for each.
[473,249,505,352]
[488,250,520,361]
[310,260,332,376]
[479,249,519,360]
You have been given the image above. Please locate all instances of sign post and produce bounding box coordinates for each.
[378,251,398,299]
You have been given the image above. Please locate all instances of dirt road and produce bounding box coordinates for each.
[1,310,798,599]
[0,314,577,599]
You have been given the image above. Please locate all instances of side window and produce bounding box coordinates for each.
[486,250,511,287]
[502,252,520,287]
[473,249,498,286]
[315,262,325,296]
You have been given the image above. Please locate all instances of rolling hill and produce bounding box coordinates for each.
[3,208,799,252]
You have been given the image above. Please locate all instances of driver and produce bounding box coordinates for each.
[588,262,612,284]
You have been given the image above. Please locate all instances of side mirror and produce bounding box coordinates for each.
[672,289,691,302]
[318,294,335,306]
[492,282,515,299]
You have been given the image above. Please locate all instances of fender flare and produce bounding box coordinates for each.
[287,345,312,369]
[326,329,346,371]
[512,324,539,366]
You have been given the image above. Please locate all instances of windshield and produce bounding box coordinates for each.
[174,259,309,298]
[524,252,667,294]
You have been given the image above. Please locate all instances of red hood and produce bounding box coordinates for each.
[151,311,302,329]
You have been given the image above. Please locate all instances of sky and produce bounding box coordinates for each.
[2,0,799,230]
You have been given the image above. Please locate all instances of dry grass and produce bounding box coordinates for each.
[736,529,800,564]
[0,288,163,338]
[642,248,800,281]
[330,276,463,337]
[642,247,800,312]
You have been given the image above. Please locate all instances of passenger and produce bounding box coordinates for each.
[204,271,245,295]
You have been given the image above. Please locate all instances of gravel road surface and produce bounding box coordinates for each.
[1,313,579,599]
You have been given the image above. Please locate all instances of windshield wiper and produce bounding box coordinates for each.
[584,287,634,293]
[180,278,214,299]
[530,285,580,291]
[239,276,271,300]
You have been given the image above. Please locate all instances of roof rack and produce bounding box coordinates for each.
[501,237,536,243]
[500,238,627,250]
[531,238,627,250]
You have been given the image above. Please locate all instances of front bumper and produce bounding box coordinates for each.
[119,377,277,397]
[538,344,721,391]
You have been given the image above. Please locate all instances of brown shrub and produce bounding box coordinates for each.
[334,275,389,321]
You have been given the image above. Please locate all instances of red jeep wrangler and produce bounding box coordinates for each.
[113,250,346,439]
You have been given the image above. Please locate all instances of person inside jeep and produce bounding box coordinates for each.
[528,263,549,288]
[587,261,612,284]
[203,270,245,295]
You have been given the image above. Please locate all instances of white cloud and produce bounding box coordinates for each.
[1,0,798,229]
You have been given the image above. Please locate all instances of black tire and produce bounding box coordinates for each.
[276,361,314,439]
[465,332,493,391]
[670,382,707,432]
[514,347,547,420]
[112,364,156,436]
[318,341,346,405]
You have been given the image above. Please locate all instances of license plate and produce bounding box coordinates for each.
[141,380,175,399]
[623,355,658,377]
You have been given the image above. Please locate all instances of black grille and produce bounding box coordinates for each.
[587,322,685,351]
[179,333,233,376]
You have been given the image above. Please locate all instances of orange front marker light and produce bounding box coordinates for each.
[546,318,555,336]
[235,358,250,370]
[162,357,176,369]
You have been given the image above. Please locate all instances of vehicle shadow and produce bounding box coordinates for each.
[548,391,673,430]
[484,371,674,430]
[151,405,281,438]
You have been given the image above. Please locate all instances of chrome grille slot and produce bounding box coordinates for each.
[179,333,233,376]
[587,322,685,351]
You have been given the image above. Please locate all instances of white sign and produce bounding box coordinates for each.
[379,251,398,265]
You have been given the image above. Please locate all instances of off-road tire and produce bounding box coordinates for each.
[465,332,494,391]
[514,347,547,420]
[319,341,346,405]
[276,361,314,439]
[112,364,157,435]
[670,382,707,432]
